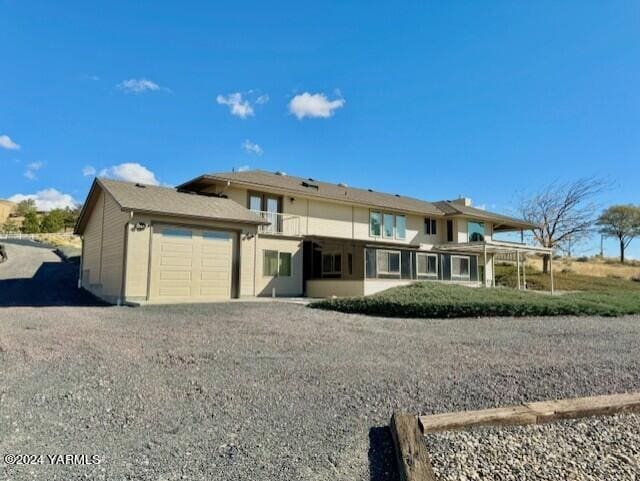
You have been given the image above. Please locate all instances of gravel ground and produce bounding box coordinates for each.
[1,243,640,480]
[425,414,640,480]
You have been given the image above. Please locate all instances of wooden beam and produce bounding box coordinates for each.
[418,391,640,433]
[390,412,436,481]
[420,406,537,432]
[550,254,555,294]
[516,250,521,290]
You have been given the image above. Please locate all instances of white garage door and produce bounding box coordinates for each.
[149,225,235,301]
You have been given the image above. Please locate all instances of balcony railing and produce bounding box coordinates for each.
[252,210,301,236]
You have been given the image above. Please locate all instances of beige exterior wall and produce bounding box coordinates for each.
[364,279,415,296]
[253,236,303,296]
[81,190,129,302]
[306,279,365,298]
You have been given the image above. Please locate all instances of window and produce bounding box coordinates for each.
[377,250,401,275]
[425,218,438,236]
[447,220,454,242]
[322,253,342,275]
[468,221,485,242]
[417,253,438,277]
[370,211,382,237]
[383,213,395,238]
[451,255,470,280]
[162,228,192,238]
[264,250,279,276]
[279,252,292,277]
[347,253,353,275]
[263,250,292,277]
[395,215,406,240]
[203,231,231,240]
[249,195,262,211]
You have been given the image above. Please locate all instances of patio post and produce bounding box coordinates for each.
[516,250,521,290]
[522,253,527,290]
[550,254,555,294]
[483,244,488,287]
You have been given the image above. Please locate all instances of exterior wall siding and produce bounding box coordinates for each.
[81,190,128,302]
[254,236,303,296]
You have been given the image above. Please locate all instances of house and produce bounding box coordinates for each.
[74,170,550,304]
[0,200,17,225]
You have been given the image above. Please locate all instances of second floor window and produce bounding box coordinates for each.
[425,218,437,236]
[468,221,485,242]
[370,211,406,240]
[447,220,454,242]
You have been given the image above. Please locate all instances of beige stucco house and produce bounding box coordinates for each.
[75,170,549,305]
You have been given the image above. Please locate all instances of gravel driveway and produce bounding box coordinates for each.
[0,240,101,307]
[1,301,639,481]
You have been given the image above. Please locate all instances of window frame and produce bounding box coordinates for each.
[451,255,471,280]
[416,253,438,277]
[161,228,192,238]
[376,249,401,276]
[321,252,343,276]
[263,250,293,277]
[446,219,454,242]
[383,213,395,239]
[395,214,406,240]
[467,220,485,242]
[369,211,382,237]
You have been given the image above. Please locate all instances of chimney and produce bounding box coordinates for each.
[452,197,472,207]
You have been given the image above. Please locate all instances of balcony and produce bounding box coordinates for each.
[252,210,301,236]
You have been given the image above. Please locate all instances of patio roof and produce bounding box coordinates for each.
[434,240,553,255]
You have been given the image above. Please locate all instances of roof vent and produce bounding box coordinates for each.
[308,177,315,181]
[135,183,146,188]
[395,194,401,197]
[275,171,287,176]
[338,182,348,188]
[301,181,319,190]
[368,189,374,192]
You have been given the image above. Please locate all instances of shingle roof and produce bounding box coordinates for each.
[178,170,445,216]
[433,201,536,230]
[178,170,535,229]
[75,178,266,234]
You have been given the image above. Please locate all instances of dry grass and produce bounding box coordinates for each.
[36,233,82,249]
[526,256,640,281]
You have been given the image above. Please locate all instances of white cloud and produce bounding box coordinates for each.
[216,92,254,118]
[289,92,345,119]
[236,165,250,172]
[0,134,20,150]
[82,165,97,177]
[242,139,263,156]
[8,189,77,211]
[99,162,160,185]
[256,94,269,105]
[476,204,487,211]
[117,78,168,94]
[24,161,44,180]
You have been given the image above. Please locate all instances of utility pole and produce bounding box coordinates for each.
[600,234,604,258]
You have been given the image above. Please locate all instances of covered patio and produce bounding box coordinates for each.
[435,240,555,292]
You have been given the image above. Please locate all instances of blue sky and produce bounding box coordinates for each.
[1,1,639,257]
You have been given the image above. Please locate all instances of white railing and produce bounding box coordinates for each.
[252,211,301,236]
[0,232,78,241]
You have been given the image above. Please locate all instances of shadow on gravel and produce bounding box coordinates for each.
[368,426,400,481]
[0,261,107,307]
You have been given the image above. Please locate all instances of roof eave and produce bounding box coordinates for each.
[121,207,269,226]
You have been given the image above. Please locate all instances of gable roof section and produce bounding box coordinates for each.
[178,170,444,216]
[178,170,535,230]
[433,201,535,231]
[75,178,266,234]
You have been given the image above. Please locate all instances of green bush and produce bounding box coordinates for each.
[310,281,640,319]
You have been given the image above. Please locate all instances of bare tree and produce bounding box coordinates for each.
[596,205,640,263]
[519,177,607,273]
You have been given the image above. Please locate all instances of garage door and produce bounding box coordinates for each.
[149,225,235,301]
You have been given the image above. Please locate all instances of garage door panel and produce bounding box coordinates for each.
[160,255,193,267]
[160,270,192,281]
[161,243,193,254]
[159,286,192,297]
[149,225,234,301]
